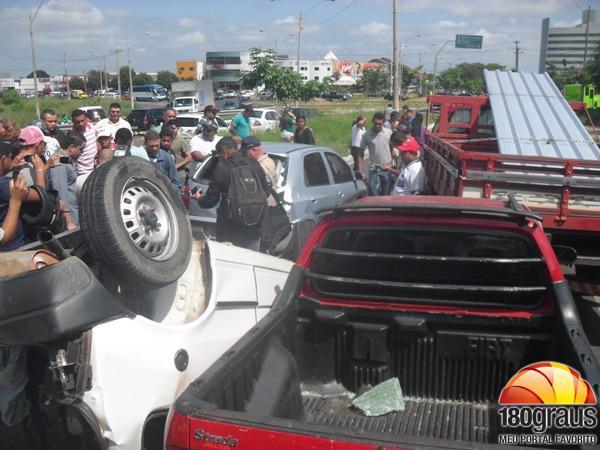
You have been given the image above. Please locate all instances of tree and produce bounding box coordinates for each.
[26,70,50,78]
[69,77,85,91]
[546,62,579,91]
[134,72,154,86]
[358,68,388,95]
[438,63,505,94]
[109,66,135,90]
[241,48,303,103]
[0,89,21,105]
[86,70,109,91]
[157,70,179,90]
[582,43,600,87]
[299,80,329,102]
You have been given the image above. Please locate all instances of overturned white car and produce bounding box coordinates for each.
[0,157,292,450]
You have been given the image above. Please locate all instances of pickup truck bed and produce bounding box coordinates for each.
[169,198,600,449]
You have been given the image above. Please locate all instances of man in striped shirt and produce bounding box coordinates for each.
[71,109,97,189]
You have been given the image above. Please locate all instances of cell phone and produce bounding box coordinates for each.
[59,156,70,164]
[190,186,201,195]
[24,155,32,163]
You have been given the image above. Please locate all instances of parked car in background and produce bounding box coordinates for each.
[248,108,280,132]
[259,90,274,100]
[222,101,236,110]
[223,90,236,98]
[291,107,318,119]
[323,91,350,101]
[79,106,106,123]
[126,109,148,131]
[175,113,229,139]
[141,108,165,130]
[189,142,367,253]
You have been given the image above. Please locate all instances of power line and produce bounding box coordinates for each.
[318,0,357,25]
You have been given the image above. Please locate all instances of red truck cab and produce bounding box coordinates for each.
[165,196,600,450]
[425,94,600,295]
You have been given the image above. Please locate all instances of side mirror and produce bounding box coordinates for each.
[552,245,577,265]
[354,170,364,181]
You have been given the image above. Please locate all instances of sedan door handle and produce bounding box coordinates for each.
[338,192,345,197]
[310,198,318,203]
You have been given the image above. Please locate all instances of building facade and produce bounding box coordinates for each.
[277,59,332,82]
[539,9,600,72]
[176,60,204,80]
[204,51,250,89]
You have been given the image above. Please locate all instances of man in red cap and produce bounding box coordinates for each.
[391,137,425,196]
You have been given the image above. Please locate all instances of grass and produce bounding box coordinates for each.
[0,97,132,127]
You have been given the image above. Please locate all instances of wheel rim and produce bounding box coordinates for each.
[120,178,179,261]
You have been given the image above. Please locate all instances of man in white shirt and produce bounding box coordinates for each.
[71,108,97,180]
[189,118,221,172]
[392,137,426,196]
[95,102,132,138]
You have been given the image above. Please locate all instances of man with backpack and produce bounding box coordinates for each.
[194,137,269,251]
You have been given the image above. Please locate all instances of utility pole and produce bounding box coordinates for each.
[29,11,41,119]
[432,40,453,95]
[392,0,399,109]
[99,57,103,93]
[583,5,591,65]
[63,53,71,99]
[418,50,423,96]
[113,48,122,95]
[513,40,522,71]
[103,56,107,91]
[128,43,134,110]
[296,11,303,74]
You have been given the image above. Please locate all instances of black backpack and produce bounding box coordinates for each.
[226,161,267,227]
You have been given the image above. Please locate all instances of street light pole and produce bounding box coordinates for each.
[392,0,399,109]
[296,11,303,74]
[28,0,44,119]
[432,39,453,95]
[128,44,134,109]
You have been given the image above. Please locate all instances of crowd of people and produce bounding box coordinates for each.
[0,98,424,255]
[351,104,425,196]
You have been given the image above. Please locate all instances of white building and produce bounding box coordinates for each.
[277,59,333,82]
[0,78,16,91]
[539,9,600,71]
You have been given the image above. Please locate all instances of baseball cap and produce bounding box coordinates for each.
[18,126,44,146]
[240,136,260,152]
[396,137,420,152]
[0,141,13,157]
[203,105,218,113]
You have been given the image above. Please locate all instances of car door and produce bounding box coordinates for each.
[323,151,360,205]
[189,155,220,227]
[298,151,336,217]
[264,111,279,131]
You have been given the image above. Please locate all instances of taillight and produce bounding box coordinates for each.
[253,120,261,126]
[164,409,189,449]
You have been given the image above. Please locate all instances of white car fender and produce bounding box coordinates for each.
[82,240,292,449]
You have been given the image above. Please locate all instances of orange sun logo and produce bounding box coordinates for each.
[499,362,597,405]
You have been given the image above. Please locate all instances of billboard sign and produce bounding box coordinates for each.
[455,34,483,49]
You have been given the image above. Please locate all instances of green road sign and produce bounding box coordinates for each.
[455,34,483,49]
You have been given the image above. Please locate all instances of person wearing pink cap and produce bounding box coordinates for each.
[391,136,425,196]
[17,126,48,188]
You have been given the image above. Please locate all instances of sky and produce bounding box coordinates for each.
[0,0,599,78]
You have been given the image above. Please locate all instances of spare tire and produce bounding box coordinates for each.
[79,157,192,289]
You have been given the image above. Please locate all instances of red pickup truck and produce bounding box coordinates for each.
[165,196,600,449]
[424,94,600,295]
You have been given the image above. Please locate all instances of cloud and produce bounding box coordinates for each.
[106,9,131,19]
[436,20,468,28]
[355,21,391,37]
[171,31,206,48]
[179,17,201,29]
[274,15,297,26]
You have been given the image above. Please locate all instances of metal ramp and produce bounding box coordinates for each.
[484,70,600,160]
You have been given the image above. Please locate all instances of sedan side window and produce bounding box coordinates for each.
[324,152,353,183]
[304,152,330,187]
[265,112,276,120]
